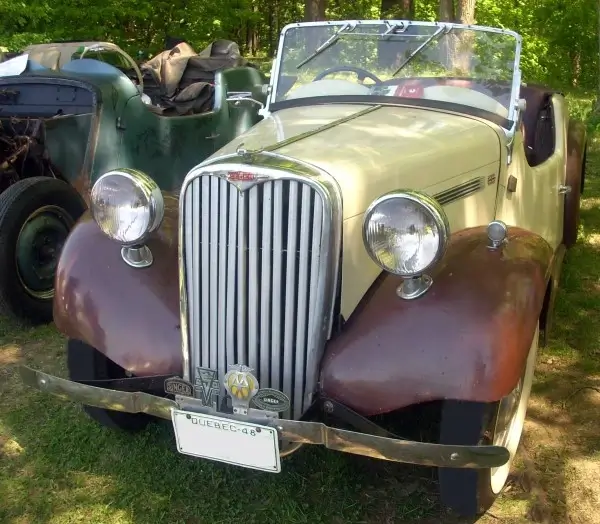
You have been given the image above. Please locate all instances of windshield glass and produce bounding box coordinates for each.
[272,21,521,124]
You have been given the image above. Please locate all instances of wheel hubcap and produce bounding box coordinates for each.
[15,205,74,300]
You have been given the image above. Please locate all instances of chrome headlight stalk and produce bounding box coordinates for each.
[362,190,450,300]
[90,168,164,268]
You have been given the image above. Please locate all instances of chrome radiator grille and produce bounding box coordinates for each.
[181,170,338,419]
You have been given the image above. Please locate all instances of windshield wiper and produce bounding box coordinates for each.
[392,25,451,76]
[296,22,354,69]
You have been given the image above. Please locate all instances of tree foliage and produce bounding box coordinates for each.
[0,0,597,89]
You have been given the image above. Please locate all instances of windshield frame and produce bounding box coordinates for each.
[265,20,523,132]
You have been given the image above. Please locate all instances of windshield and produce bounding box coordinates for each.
[271,21,521,125]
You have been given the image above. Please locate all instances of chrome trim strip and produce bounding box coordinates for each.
[263,105,382,153]
[178,150,343,418]
[434,177,485,206]
[20,366,510,469]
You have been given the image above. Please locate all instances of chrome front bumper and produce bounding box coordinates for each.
[19,366,509,469]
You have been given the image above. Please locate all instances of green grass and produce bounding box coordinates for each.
[0,323,440,523]
[2,92,600,524]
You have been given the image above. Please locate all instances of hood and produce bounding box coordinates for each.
[211,103,503,221]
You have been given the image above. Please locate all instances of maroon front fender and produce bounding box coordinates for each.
[320,227,556,416]
[53,199,182,376]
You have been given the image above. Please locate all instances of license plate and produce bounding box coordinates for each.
[171,409,281,473]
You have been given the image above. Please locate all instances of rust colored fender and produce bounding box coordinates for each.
[320,227,558,417]
[53,196,182,376]
[563,118,587,247]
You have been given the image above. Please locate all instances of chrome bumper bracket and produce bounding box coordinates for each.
[19,366,510,469]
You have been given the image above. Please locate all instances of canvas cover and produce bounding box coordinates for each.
[140,39,249,115]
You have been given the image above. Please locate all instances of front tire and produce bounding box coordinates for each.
[438,325,539,516]
[0,177,86,323]
[67,339,152,431]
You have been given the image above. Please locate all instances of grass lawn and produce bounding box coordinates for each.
[1,93,600,524]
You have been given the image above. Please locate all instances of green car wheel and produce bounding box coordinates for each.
[0,177,86,324]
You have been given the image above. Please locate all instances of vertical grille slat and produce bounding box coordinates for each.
[271,181,283,388]
[209,178,219,369]
[305,196,323,412]
[185,186,197,376]
[259,182,272,385]
[217,179,228,385]
[247,186,259,372]
[236,192,247,365]
[200,179,210,368]
[183,172,335,419]
[225,188,238,372]
[282,181,299,414]
[293,185,312,419]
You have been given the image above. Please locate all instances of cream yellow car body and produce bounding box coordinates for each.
[209,96,567,318]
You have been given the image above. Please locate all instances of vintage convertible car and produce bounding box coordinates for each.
[0,40,266,323]
[19,20,587,516]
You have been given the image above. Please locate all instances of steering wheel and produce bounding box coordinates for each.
[313,65,382,84]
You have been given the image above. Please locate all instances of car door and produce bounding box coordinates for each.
[496,92,566,250]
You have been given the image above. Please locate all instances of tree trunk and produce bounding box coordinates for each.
[380,0,414,19]
[454,0,476,72]
[304,0,326,21]
[438,0,455,22]
[456,0,476,24]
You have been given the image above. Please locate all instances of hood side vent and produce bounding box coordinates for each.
[434,176,485,206]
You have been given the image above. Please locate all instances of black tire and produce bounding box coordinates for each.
[0,177,86,323]
[438,326,539,517]
[67,339,152,431]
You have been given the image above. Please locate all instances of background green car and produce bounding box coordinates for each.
[0,40,268,324]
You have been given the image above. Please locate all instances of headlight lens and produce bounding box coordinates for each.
[91,168,164,244]
[363,191,450,277]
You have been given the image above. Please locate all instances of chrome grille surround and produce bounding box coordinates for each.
[178,150,343,420]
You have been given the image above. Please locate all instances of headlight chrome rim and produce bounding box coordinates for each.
[362,190,450,277]
[91,168,164,245]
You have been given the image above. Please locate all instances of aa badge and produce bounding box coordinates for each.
[223,364,259,414]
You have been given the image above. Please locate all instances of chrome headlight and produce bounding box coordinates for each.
[363,190,450,277]
[91,168,164,245]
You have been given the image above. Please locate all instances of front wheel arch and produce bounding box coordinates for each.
[320,227,552,415]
